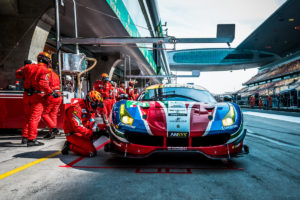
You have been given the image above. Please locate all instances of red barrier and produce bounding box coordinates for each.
[0,92,64,129]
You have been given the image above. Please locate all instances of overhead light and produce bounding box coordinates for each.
[289,18,294,22]
[295,26,300,30]
[265,46,271,49]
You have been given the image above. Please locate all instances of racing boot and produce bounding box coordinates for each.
[52,128,60,135]
[61,141,70,155]
[21,137,28,144]
[27,139,44,147]
[43,128,58,139]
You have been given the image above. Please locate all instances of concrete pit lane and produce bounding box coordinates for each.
[0,109,300,200]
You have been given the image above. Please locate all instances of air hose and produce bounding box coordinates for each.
[77,57,97,98]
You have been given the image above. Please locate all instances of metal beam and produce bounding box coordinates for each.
[126,74,200,79]
[60,36,234,45]
[60,24,235,45]
[126,75,171,79]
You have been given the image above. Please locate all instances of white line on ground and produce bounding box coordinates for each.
[247,129,300,150]
[243,111,300,124]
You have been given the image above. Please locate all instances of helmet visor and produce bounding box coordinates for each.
[90,101,97,110]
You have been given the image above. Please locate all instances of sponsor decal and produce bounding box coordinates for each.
[126,101,149,108]
[72,114,82,126]
[166,101,190,134]
[168,113,187,116]
[167,147,188,150]
[169,104,184,108]
[120,123,136,129]
[81,109,87,113]
[168,132,189,138]
[169,117,187,123]
[222,124,238,130]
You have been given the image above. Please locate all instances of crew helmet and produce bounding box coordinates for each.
[37,52,51,66]
[101,73,109,81]
[86,91,103,111]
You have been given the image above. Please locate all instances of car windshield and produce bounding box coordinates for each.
[137,87,216,103]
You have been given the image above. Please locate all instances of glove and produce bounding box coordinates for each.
[95,117,104,124]
[104,118,109,125]
[98,102,104,108]
[86,130,93,137]
[92,124,99,132]
[52,92,59,98]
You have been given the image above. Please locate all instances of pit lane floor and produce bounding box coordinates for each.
[0,109,300,200]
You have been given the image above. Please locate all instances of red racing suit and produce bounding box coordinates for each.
[250,96,255,108]
[133,88,139,100]
[64,99,96,156]
[94,80,114,117]
[259,98,263,109]
[267,96,272,108]
[16,64,39,138]
[42,69,62,129]
[126,86,135,100]
[118,87,126,95]
[117,87,126,100]
[27,63,53,140]
[112,84,118,105]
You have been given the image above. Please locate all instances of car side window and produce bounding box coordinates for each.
[137,91,145,101]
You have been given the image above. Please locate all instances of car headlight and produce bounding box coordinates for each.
[120,104,134,125]
[222,105,235,126]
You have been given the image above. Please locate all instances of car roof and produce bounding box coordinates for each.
[145,84,208,91]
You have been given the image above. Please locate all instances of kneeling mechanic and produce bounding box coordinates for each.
[62,91,105,157]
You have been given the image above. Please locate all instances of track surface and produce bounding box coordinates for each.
[0,108,300,200]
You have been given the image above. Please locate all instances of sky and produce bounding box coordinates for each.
[158,0,286,94]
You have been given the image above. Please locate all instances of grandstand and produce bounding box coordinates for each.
[235,59,300,109]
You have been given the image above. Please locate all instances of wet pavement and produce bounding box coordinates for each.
[0,109,300,200]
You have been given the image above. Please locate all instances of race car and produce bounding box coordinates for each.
[105,84,248,159]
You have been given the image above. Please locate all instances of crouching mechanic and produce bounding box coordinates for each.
[62,91,104,157]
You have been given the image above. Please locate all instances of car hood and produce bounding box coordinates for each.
[139,101,217,137]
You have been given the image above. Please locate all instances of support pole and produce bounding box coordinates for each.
[128,55,131,81]
[55,0,62,90]
[77,57,97,98]
[124,56,126,83]
[72,0,79,54]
